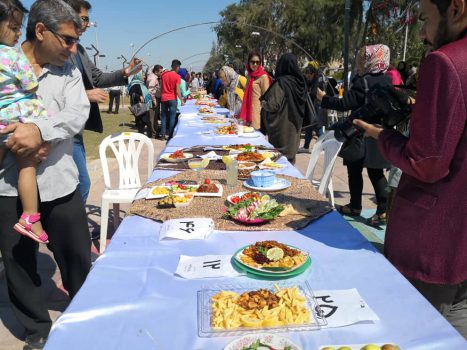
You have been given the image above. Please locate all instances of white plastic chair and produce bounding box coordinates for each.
[99,132,154,253]
[305,130,342,206]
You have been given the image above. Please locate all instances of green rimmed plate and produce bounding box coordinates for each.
[232,245,312,279]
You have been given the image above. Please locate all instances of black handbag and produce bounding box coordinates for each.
[128,102,148,117]
[338,135,365,162]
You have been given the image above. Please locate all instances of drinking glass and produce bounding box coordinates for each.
[188,158,210,184]
[226,160,238,188]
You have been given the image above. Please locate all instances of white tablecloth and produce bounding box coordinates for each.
[44,101,466,350]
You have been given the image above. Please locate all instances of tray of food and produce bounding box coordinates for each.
[233,241,311,277]
[223,144,256,152]
[146,179,223,199]
[198,281,326,337]
[160,150,194,163]
[224,333,302,350]
[236,152,266,163]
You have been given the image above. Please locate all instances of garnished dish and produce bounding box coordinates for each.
[238,168,255,180]
[236,152,265,162]
[223,144,255,152]
[211,285,311,330]
[237,240,308,272]
[150,186,171,196]
[224,333,302,350]
[227,191,261,205]
[224,195,284,224]
[160,151,194,163]
[216,125,237,135]
[197,179,220,193]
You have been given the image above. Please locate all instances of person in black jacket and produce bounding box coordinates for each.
[65,0,142,204]
[317,44,391,226]
[261,53,308,164]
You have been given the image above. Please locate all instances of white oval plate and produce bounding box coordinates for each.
[243,178,291,192]
[224,333,302,350]
[160,153,193,163]
[226,191,256,205]
[238,131,262,138]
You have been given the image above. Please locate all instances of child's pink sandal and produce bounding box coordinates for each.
[13,213,49,244]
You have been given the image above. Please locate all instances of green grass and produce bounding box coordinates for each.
[83,105,136,160]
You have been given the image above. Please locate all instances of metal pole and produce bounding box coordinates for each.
[402,9,410,61]
[343,0,352,91]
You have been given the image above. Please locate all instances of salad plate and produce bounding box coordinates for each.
[224,333,302,350]
[160,152,193,163]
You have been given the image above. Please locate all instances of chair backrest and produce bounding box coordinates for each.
[99,132,154,190]
[305,130,343,196]
[305,130,336,179]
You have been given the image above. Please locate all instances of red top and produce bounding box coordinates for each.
[378,36,467,284]
[385,67,404,86]
[160,71,181,102]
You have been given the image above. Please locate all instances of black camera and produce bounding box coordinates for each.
[331,84,412,142]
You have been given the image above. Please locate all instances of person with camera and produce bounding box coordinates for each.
[317,44,391,226]
[354,0,467,338]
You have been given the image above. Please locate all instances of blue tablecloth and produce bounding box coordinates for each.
[44,101,466,350]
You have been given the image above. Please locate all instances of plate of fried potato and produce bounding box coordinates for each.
[198,281,325,337]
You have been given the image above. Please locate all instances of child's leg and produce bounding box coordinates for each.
[16,154,45,237]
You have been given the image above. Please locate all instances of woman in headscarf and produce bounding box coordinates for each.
[317,44,391,226]
[261,53,308,164]
[239,51,272,129]
[128,72,153,137]
[218,66,247,117]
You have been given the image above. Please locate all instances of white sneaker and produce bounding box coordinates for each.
[298,147,309,154]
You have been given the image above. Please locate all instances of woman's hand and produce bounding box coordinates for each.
[352,119,384,139]
[316,88,326,101]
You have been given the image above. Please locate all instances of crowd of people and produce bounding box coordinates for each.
[0,0,465,348]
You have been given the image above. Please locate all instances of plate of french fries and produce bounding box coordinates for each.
[198,281,326,337]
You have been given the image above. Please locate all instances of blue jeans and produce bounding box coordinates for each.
[72,137,90,203]
[160,100,178,137]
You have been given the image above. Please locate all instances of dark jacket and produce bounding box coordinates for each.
[70,44,127,133]
[321,73,391,168]
[261,83,303,164]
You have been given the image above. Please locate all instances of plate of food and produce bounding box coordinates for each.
[258,158,285,170]
[160,150,194,163]
[226,191,261,205]
[198,281,326,336]
[224,194,284,224]
[233,241,310,275]
[216,125,237,135]
[157,194,194,208]
[319,344,400,350]
[224,333,302,350]
[223,144,255,152]
[236,152,266,163]
[243,178,291,192]
[196,179,224,197]
[239,127,262,138]
[146,182,198,199]
[237,161,257,170]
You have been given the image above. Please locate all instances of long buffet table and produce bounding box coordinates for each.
[44,101,466,349]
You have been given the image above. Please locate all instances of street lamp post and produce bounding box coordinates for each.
[85,44,106,66]
[88,21,100,66]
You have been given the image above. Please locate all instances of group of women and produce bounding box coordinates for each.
[219,45,395,226]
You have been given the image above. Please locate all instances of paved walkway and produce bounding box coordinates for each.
[0,134,382,349]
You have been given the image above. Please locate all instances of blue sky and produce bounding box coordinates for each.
[21,0,238,72]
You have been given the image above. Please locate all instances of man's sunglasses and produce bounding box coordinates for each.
[47,28,80,46]
[80,16,90,23]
